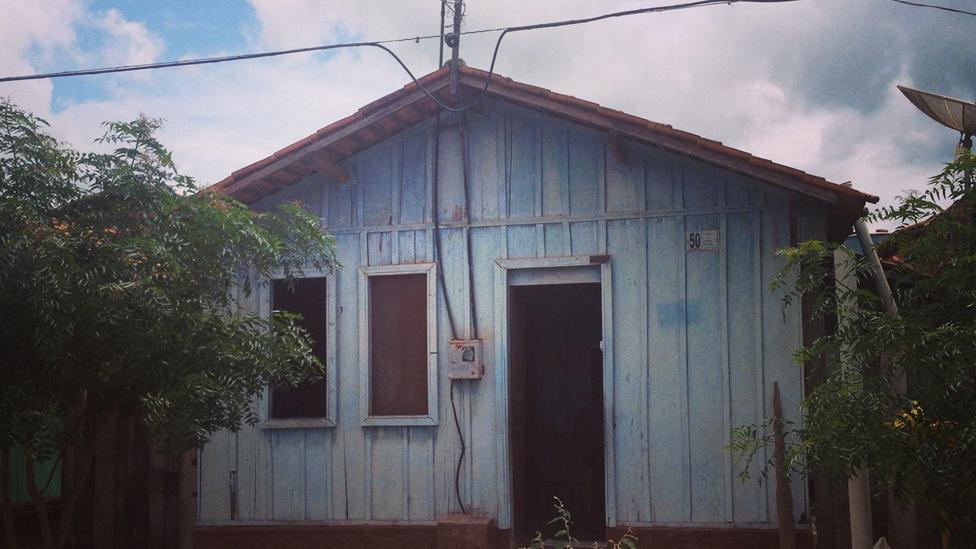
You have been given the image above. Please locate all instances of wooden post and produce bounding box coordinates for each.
[773,382,796,549]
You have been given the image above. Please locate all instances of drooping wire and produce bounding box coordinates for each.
[449,379,467,514]
[886,0,976,16]
[0,0,801,116]
[0,36,440,83]
[428,0,801,113]
[459,115,479,341]
[434,0,468,517]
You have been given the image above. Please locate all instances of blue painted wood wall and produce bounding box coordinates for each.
[198,99,829,528]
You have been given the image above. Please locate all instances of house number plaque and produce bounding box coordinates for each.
[686,229,719,252]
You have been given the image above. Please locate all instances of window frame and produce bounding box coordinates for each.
[260,268,337,429]
[358,263,439,427]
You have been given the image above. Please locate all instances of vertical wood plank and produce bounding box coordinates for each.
[437,125,466,223]
[334,233,365,519]
[360,150,394,227]
[568,131,602,215]
[369,428,406,520]
[270,430,305,520]
[760,203,807,523]
[541,123,568,216]
[198,431,232,521]
[645,150,677,210]
[233,278,260,520]
[494,224,511,528]
[367,232,392,266]
[407,428,435,520]
[434,228,467,515]
[544,223,566,257]
[570,221,599,255]
[304,430,332,520]
[253,280,273,519]
[607,219,650,522]
[400,132,429,224]
[683,163,720,210]
[509,115,540,219]
[685,213,726,522]
[727,211,764,522]
[719,212,734,522]
[606,142,644,213]
[506,225,537,259]
[646,215,691,522]
[327,176,355,229]
[468,107,502,221]
[469,227,502,514]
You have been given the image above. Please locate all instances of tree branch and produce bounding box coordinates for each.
[1,446,21,549]
[24,451,55,549]
[54,394,94,549]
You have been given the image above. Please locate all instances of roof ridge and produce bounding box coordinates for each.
[209,64,878,209]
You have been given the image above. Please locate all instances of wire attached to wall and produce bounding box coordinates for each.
[433,0,469,517]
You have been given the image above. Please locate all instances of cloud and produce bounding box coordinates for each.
[92,8,164,67]
[1,0,970,230]
[0,0,81,116]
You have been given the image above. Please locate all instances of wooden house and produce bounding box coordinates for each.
[197,64,876,549]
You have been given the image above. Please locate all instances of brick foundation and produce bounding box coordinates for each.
[195,520,812,549]
[608,525,815,549]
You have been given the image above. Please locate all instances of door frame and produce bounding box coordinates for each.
[493,255,616,531]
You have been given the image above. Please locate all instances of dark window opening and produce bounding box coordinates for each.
[369,273,428,416]
[270,277,328,419]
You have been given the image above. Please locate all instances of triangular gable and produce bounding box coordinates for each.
[209,64,876,233]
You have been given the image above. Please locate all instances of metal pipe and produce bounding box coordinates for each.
[854,219,897,316]
[835,247,873,549]
[449,0,462,97]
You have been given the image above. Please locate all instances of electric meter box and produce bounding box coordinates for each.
[448,339,483,380]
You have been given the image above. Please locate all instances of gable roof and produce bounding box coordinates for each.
[209,64,877,236]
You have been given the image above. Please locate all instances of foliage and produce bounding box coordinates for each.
[729,417,803,484]
[520,497,637,549]
[0,99,337,549]
[734,151,976,545]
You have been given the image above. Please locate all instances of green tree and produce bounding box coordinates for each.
[0,100,338,549]
[736,151,975,545]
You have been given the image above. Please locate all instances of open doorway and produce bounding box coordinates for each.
[509,282,605,545]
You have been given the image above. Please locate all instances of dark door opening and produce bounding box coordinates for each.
[510,282,605,545]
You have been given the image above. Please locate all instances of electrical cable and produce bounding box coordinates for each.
[0,0,800,116]
[430,115,458,343]
[449,379,467,515]
[433,0,800,113]
[886,0,976,16]
[434,0,467,517]
[0,36,440,83]
[459,115,479,341]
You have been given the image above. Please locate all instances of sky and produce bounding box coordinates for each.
[1,0,974,229]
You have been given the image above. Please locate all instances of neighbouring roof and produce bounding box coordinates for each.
[209,64,877,237]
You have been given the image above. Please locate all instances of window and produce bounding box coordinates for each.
[359,263,438,426]
[263,272,336,428]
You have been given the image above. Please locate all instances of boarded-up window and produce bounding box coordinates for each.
[270,277,328,419]
[369,274,428,416]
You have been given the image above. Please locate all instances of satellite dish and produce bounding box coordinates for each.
[898,85,976,142]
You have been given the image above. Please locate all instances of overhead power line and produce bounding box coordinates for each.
[0,0,802,115]
[0,0,791,88]
[886,0,976,17]
[0,35,444,83]
[445,0,799,112]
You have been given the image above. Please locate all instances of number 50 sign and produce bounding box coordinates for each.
[686,230,719,252]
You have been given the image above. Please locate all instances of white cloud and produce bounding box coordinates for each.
[0,0,82,116]
[1,0,969,231]
[92,8,164,67]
